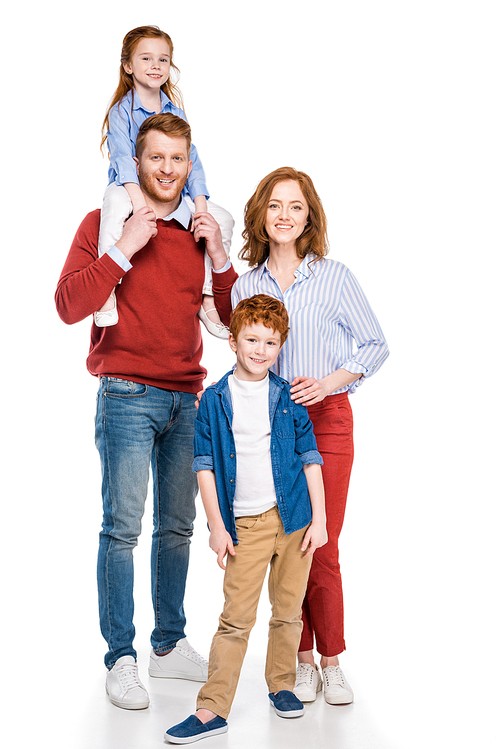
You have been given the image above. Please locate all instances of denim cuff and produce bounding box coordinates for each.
[192,455,214,473]
[299,450,324,466]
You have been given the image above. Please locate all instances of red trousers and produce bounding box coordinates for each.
[300,392,354,657]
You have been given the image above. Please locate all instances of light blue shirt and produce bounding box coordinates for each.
[107,197,231,274]
[106,89,209,201]
[232,255,389,394]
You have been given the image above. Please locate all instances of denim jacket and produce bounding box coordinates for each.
[193,370,323,544]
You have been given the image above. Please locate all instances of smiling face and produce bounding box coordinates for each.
[229,322,282,382]
[265,180,310,252]
[123,37,171,95]
[134,130,192,215]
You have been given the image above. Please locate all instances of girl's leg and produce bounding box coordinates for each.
[95,183,133,327]
[185,196,234,339]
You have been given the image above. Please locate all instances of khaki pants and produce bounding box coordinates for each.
[197,506,312,719]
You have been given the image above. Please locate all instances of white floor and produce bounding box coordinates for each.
[39,645,393,749]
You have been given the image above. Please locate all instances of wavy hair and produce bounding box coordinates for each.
[239,167,329,267]
[230,294,290,346]
[101,26,184,153]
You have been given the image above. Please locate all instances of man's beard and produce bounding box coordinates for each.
[139,171,188,207]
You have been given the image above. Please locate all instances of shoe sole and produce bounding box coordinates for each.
[148,668,207,682]
[269,699,304,718]
[293,682,323,703]
[165,726,228,744]
[106,686,149,710]
[324,693,354,705]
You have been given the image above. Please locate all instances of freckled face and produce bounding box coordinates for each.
[229,323,282,382]
[265,180,309,250]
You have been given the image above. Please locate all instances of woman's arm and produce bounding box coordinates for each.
[198,470,235,570]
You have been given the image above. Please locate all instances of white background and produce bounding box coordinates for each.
[2,1,499,747]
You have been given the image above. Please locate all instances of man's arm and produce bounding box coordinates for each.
[55,208,158,325]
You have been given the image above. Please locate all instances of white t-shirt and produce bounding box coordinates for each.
[228,373,278,518]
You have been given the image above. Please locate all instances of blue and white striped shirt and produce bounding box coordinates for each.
[232,255,389,395]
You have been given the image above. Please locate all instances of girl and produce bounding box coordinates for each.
[95,25,233,337]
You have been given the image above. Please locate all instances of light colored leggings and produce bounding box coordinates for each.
[97,182,234,295]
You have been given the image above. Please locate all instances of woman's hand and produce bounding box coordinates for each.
[290,376,328,406]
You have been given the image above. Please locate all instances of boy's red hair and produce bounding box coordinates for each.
[230,295,290,346]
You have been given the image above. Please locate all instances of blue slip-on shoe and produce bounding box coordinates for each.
[165,714,228,744]
[269,690,304,718]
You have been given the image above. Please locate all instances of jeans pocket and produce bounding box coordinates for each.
[105,377,148,398]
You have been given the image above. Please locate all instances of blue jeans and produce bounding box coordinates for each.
[95,377,198,669]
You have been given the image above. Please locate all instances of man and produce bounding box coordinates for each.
[55,113,237,710]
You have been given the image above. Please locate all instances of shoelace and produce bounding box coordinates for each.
[116,663,142,690]
[177,642,208,666]
[323,666,345,687]
[295,663,316,685]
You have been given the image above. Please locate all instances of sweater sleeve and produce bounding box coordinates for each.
[55,210,127,324]
[212,265,238,326]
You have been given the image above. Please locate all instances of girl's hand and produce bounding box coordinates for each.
[209,527,236,570]
[290,376,328,406]
[301,522,328,559]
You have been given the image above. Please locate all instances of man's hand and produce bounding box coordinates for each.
[115,206,158,261]
[192,212,227,270]
[209,526,236,570]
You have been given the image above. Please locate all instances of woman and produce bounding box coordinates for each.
[232,167,389,705]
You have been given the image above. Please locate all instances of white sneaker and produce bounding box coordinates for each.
[322,666,354,704]
[106,655,149,710]
[293,663,323,702]
[149,639,208,682]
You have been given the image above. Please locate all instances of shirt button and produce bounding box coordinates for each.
[230,479,234,483]
[283,409,287,413]
[230,453,235,459]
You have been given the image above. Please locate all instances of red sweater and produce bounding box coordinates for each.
[55,209,237,393]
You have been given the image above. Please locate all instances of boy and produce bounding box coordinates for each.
[165,294,327,743]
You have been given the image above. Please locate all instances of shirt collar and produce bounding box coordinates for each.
[161,196,191,229]
[129,89,173,113]
[261,253,316,280]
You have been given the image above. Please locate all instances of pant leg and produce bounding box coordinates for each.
[95,377,156,669]
[196,509,279,719]
[150,391,198,652]
[184,196,234,294]
[97,182,133,257]
[300,393,354,657]
[266,518,312,693]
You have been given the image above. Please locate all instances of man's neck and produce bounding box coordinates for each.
[147,195,181,220]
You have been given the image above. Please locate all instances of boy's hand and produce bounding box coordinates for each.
[209,527,236,570]
[301,521,328,558]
